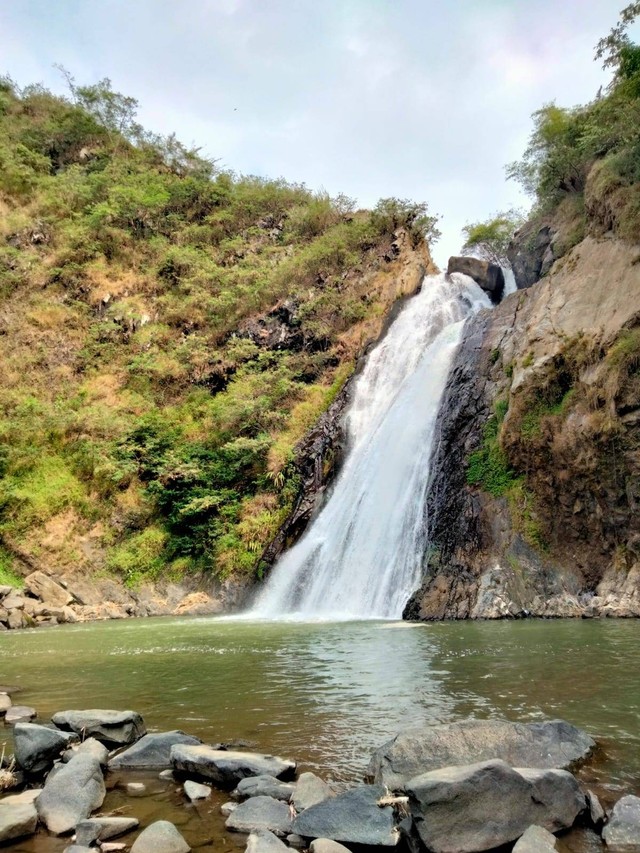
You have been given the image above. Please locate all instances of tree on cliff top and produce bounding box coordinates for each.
[460,209,524,266]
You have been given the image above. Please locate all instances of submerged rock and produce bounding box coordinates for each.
[0,801,38,843]
[130,820,190,853]
[52,708,146,746]
[292,784,400,847]
[226,795,293,836]
[171,744,295,787]
[109,730,201,769]
[184,780,211,801]
[367,719,594,788]
[292,771,333,811]
[13,721,77,774]
[4,705,37,725]
[36,753,106,834]
[602,794,640,848]
[234,774,294,801]
[405,759,584,853]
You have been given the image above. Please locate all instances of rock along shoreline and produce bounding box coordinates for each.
[0,697,638,853]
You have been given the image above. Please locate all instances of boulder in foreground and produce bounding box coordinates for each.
[0,802,38,843]
[405,759,584,853]
[292,784,400,847]
[246,830,289,853]
[171,744,295,787]
[602,794,640,848]
[367,719,594,788]
[36,753,106,834]
[13,722,76,774]
[513,825,557,852]
[52,709,146,746]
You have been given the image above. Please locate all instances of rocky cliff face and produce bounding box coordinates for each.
[405,234,640,620]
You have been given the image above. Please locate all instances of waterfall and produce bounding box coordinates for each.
[251,272,490,620]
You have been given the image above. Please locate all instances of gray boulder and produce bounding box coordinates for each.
[109,730,201,769]
[367,719,595,788]
[513,825,557,852]
[13,721,77,773]
[310,841,351,853]
[52,709,146,746]
[235,774,295,801]
[4,705,36,725]
[171,744,295,788]
[24,570,74,607]
[447,256,505,303]
[602,794,640,848]
[184,780,210,801]
[75,816,140,847]
[405,759,584,853]
[292,785,400,847]
[292,771,333,811]
[246,830,289,853]
[0,801,38,843]
[130,821,190,853]
[226,795,293,836]
[63,737,109,767]
[36,753,106,834]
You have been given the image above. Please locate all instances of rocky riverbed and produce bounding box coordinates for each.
[0,691,639,853]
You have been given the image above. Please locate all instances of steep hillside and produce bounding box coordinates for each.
[406,14,640,620]
[0,76,437,620]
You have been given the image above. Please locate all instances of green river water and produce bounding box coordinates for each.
[1,616,639,852]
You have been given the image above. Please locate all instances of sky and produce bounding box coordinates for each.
[0,1,636,267]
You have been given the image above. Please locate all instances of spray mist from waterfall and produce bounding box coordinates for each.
[250,272,491,620]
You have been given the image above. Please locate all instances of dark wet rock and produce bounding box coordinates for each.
[225,796,293,836]
[109,730,201,769]
[507,222,556,289]
[447,256,505,303]
[310,841,351,853]
[292,784,400,847]
[292,771,333,811]
[52,709,146,746]
[75,816,140,847]
[171,745,296,788]
[586,790,605,827]
[0,801,38,843]
[130,820,190,853]
[246,829,289,853]
[184,780,211,801]
[602,794,640,848]
[13,722,77,774]
[405,759,583,853]
[4,705,37,725]
[367,719,594,788]
[36,753,106,834]
[513,825,557,851]
[234,774,294,801]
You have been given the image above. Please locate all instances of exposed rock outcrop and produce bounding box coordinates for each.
[447,256,505,303]
[406,235,640,620]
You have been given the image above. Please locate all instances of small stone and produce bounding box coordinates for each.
[75,816,140,847]
[130,820,190,853]
[221,801,238,816]
[293,772,333,811]
[184,780,211,801]
[286,834,306,849]
[513,825,557,852]
[586,790,605,827]
[126,782,146,796]
[235,774,295,802]
[0,693,11,715]
[159,769,175,780]
[101,845,127,853]
[4,705,36,725]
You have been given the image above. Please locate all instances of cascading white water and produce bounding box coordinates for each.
[251,272,491,620]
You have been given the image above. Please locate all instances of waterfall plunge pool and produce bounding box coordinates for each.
[1,616,639,852]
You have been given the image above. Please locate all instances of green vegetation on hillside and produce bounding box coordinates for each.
[506,3,640,241]
[0,74,438,585]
